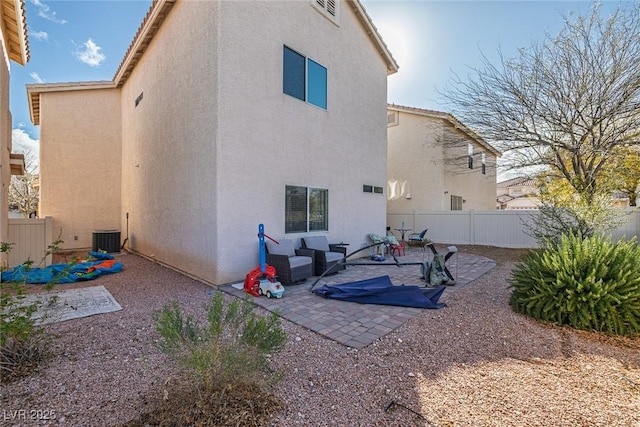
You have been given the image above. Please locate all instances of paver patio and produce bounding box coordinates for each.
[221,245,496,349]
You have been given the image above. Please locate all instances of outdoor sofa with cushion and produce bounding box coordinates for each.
[301,236,347,275]
[265,239,314,284]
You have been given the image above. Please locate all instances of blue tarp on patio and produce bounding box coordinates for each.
[313,275,446,309]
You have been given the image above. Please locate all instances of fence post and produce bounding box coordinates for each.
[469,210,475,245]
[44,216,54,266]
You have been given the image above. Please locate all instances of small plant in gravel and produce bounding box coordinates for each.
[0,237,64,380]
[146,290,287,426]
[509,232,640,338]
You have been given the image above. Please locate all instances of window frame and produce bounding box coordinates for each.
[451,195,463,211]
[481,152,486,175]
[283,45,327,110]
[285,185,329,233]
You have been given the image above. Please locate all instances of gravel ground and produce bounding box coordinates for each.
[1,248,638,426]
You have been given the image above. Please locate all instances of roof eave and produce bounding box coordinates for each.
[113,0,176,86]
[388,104,502,157]
[27,81,116,125]
[349,0,399,75]
[9,152,25,175]
[3,0,30,64]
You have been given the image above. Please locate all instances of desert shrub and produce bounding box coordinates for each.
[0,281,53,378]
[509,232,640,338]
[151,291,287,425]
[154,292,286,384]
[1,238,63,380]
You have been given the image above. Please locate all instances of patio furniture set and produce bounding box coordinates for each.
[264,229,435,286]
[265,236,346,285]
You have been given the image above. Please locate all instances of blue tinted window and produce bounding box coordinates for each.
[307,59,327,109]
[283,46,327,109]
[283,46,305,101]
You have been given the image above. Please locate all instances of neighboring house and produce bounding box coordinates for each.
[1,0,29,265]
[496,177,540,210]
[386,104,500,212]
[26,0,397,285]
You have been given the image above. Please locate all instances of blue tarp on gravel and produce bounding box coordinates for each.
[1,251,123,284]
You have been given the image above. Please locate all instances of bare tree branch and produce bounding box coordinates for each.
[442,2,640,201]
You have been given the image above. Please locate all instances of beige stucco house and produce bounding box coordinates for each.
[496,176,540,210]
[1,0,28,266]
[26,0,397,285]
[386,104,500,213]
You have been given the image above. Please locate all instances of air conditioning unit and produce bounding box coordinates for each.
[92,230,121,253]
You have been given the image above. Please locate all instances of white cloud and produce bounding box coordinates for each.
[11,129,40,172]
[29,72,44,83]
[75,38,106,67]
[30,29,49,41]
[30,0,68,25]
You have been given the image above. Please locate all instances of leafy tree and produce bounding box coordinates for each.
[444,2,640,205]
[607,146,640,206]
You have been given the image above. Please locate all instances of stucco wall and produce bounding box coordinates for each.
[387,112,446,212]
[1,46,10,259]
[442,128,497,211]
[213,0,389,282]
[120,0,220,281]
[387,110,497,213]
[117,0,390,284]
[38,89,122,249]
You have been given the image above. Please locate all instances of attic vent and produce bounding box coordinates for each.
[313,0,338,21]
[327,0,336,16]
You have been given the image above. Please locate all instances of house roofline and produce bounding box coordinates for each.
[26,0,398,124]
[349,0,398,75]
[388,103,501,157]
[27,81,116,125]
[112,0,399,82]
[2,0,30,65]
[497,176,537,188]
[113,0,176,86]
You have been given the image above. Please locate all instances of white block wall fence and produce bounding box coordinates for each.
[387,209,640,248]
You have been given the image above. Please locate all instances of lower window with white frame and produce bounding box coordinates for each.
[451,195,463,211]
[285,185,328,233]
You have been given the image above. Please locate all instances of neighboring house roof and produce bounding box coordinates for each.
[387,103,501,157]
[497,176,537,188]
[27,81,115,125]
[9,152,24,175]
[1,0,29,65]
[27,0,399,124]
[498,192,540,210]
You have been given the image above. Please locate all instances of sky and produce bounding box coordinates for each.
[9,0,630,170]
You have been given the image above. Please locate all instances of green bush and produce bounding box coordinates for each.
[1,238,63,379]
[509,232,640,338]
[153,290,287,388]
[149,291,287,425]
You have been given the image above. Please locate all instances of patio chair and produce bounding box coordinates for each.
[301,236,347,275]
[265,239,314,284]
[407,228,429,251]
[368,233,388,255]
[386,232,405,256]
